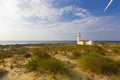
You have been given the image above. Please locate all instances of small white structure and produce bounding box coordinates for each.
[77,33,93,45]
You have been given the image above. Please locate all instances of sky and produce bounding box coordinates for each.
[0,0,120,41]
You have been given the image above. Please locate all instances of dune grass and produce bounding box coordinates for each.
[1,43,120,79]
[25,50,70,76]
[77,54,120,75]
[26,57,69,75]
[0,51,12,60]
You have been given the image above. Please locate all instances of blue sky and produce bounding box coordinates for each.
[0,0,120,41]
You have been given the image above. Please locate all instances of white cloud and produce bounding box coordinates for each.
[74,7,91,17]
[0,0,21,20]
[18,0,58,20]
[0,0,91,21]
[50,16,114,33]
[0,0,118,40]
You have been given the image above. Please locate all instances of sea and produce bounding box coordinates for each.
[0,41,120,45]
[0,41,76,45]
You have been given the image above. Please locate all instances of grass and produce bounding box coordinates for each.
[25,50,70,76]
[32,49,51,58]
[1,43,120,79]
[0,45,29,60]
[77,54,120,75]
[110,75,120,80]
[26,58,69,75]
[49,45,108,57]
[0,51,12,59]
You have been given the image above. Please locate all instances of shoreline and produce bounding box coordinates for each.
[0,40,120,45]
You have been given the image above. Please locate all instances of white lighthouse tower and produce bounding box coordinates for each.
[77,33,81,44]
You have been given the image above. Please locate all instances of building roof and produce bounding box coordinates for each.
[79,40,89,42]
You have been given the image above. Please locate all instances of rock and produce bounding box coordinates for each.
[23,53,32,58]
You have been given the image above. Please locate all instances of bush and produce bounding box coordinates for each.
[77,54,120,75]
[72,50,81,59]
[26,57,69,75]
[10,48,28,55]
[32,49,51,59]
[0,51,12,59]
[25,59,37,70]
[110,75,120,80]
[25,50,69,75]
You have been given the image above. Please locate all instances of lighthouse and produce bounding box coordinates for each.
[77,33,81,44]
[77,32,93,45]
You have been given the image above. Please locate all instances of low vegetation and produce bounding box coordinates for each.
[0,51,12,60]
[77,54,120,75]
[25,50,70,76]
[0,43,120,80]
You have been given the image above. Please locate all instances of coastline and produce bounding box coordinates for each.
[0,40,120,45]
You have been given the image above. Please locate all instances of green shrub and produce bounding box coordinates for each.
[26,50,69,75]
[0,51,12,59]
[111,75,120,80]
[26,57,69,75]
[91,45,107,55]
[32,49,51,58]
[72,50,81,59]
[25,59,37,70]
[77,54,120,75]
[10,48,28,55]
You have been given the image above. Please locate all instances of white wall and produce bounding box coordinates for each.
[77,41,93,45]
[77,41,84,45]
[85,41,93,45]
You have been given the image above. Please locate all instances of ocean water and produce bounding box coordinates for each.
[0,41,120,45]
[0,41,76,45]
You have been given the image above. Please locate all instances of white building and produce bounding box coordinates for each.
[77,33,93,45]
